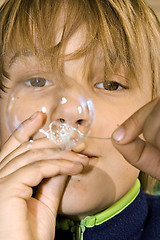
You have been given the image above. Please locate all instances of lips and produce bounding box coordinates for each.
[80,151,98,159]
[88,155,98,159]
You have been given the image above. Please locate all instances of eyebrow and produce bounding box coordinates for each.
[9,47,106,71]
[9,50,33,67]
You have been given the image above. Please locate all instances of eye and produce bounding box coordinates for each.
[95,81,128,91]
[24,77,53,88]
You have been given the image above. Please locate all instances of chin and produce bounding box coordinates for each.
[57,175,116,219]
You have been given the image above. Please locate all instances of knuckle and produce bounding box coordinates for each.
[33,160,52,179]
[29,148,50,158]
[32,160,43,174]
[13,184,33,199]
[29,149,38,155]
[28,148,44,159]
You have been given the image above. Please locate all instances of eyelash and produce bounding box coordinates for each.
[23,77,128,93]
[94,81,128,91]
[24,77,53,88]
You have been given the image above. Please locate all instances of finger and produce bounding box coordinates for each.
[1,112,46,160]
[2,159,84,200]
[111,98,160,180]
[1,137,88,171]
[72,142,86,153]
[111,98,159,144]
[0,137,59,168]
[35,175,68,216]
[112,137,160,180]
[27,175,68,240]
[0,149,88,178]
[143,100,160,149]
[2,139,87,168]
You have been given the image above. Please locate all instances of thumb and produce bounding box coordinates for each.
[35,175,68,216]
[28,176,68,240]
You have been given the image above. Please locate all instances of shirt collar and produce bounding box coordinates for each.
[57,179,140,230]
[81,179,140,228]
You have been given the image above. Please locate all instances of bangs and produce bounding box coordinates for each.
[0,0,140,73]
[0,0,98,70]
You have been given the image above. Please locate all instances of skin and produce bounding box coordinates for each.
[0,25,160,239]
[112,98,160,179]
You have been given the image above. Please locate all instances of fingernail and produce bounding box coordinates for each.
[112,126,125,142]
[77,154,87,158]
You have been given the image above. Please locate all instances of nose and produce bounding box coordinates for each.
[51,96,88,129]
[43,79,94,149]
[47,77,94,150]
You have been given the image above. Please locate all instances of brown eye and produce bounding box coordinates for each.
[30,78,46,87]
[104,81,121,91]
[25,77,53,87]
[95,81,127,91]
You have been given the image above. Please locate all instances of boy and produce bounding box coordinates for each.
[0,0,160,239]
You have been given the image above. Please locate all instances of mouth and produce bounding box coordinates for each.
[88,155,98,159]
[72,143,99,159]
[80,151,98,159]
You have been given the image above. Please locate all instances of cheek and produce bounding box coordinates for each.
[90,105,126,139]
[92,92,152,139]
[103,143,140,199]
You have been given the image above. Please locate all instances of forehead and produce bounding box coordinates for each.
[8,24,87,62]
[6,25,105,76]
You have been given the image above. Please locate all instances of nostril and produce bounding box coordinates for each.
[57,118,85,126]
[76,119,84,125]
[59,118,65,123]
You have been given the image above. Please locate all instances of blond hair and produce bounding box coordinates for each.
[0,0,160,192]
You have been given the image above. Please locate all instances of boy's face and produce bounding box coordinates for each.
[0,25,152,218]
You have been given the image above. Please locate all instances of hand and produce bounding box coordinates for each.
[111,98,160,180]
[0,112,88,240]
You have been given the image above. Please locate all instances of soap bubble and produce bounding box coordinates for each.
[6,73,94,150]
